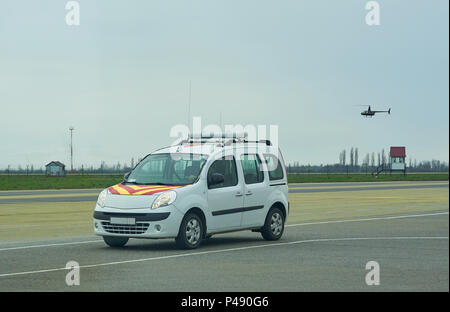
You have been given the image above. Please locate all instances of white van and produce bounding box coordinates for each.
[93,134,289,249]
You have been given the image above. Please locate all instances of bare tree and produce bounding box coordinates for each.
[355,148,359,167]
[371,152,375,167]
[100,161,106,173]
[350,147,354,167]
[432,160,441,171]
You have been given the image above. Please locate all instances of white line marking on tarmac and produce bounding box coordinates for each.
[0,211,447,252]
[0,236,448,278]
[285,211,449,227]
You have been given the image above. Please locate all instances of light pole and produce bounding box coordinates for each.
[69,126,74,174]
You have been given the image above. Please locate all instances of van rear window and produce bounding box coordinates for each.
[264,154,284,181]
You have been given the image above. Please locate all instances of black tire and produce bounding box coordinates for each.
[175,213,203,249]
[103,236,129,247]
[260,207,285,241]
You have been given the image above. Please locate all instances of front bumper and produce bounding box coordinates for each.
[93,204,184,239]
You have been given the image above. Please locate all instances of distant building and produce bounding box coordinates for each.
[389,146,406,174]
[45,161,66,176]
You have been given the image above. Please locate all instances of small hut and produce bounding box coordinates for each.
[389,147,406,174]
[45,161,66,176]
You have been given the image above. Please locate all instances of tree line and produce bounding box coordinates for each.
[0,152,448,175]
[0,157,142,175]
[288,147,449,174]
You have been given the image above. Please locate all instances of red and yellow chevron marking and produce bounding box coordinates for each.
[108,184,184,195]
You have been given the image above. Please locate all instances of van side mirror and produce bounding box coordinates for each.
[209,173,225,186]
[124,171,131,181]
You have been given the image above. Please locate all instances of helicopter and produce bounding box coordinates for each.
[361,106,391,117]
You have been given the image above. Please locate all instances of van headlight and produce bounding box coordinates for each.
[151,191,177,209]
[97,189,108,208]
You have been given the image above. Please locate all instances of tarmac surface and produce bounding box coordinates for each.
[0,181,448,291]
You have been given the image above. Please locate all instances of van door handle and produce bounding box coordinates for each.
[235,192,243,197]
[245,190,252,195]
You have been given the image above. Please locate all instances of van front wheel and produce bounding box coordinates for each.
[175,213,203,249]
[261,208,284,241]
[103,236,129,247]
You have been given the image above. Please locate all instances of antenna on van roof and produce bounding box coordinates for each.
[187,80,191,128]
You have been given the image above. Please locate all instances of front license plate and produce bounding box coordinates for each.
[110,217,136,225]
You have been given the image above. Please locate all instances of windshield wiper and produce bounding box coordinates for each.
[124,181,184,186]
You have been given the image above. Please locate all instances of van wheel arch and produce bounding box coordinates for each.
[270,202,286,220]
[185,207,207,238]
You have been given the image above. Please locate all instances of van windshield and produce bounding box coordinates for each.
[125,153,208,186]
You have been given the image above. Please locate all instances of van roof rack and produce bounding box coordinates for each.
[178,133,272,146]
[189,132,247,139]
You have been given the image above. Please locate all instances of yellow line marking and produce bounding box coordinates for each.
[0,193,97,200]
[288,182,448,190]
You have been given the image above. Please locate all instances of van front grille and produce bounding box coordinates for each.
[101,222,150,235]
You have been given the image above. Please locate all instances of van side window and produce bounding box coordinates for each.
[240,154,264,184]
[207,157,238,189]
[263,154,284,181]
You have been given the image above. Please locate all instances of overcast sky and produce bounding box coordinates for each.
[0,0,448,169]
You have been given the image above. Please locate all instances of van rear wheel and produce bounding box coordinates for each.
[103,236,129,247]
[261,208,284,241]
